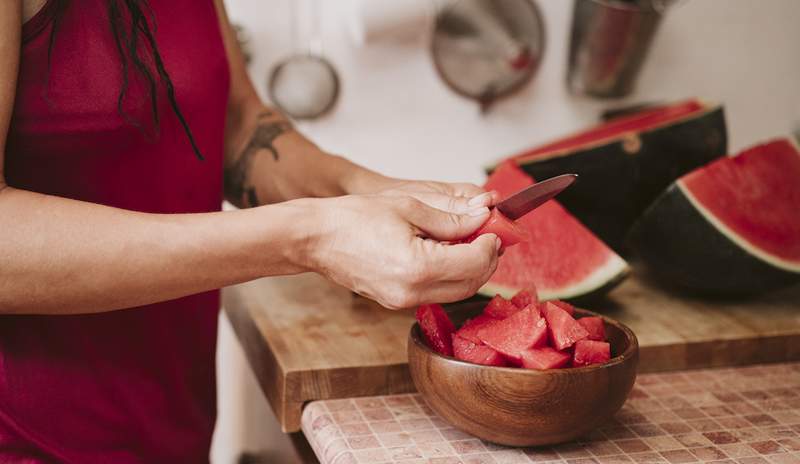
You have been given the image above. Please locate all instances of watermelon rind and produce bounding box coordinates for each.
[628,139,800,295]
[479,253,630,302]
[486,100,727,251]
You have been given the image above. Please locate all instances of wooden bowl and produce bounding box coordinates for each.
[408,302,639,447]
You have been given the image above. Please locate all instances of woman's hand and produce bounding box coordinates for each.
[299,194,501,309]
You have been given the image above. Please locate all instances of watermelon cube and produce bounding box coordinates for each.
[577,316,606,341]
[416,304,455,356]
[455,314,497,344]
[511,288,538,309]
[466,208,529,250]
[520,347,571,370]
[484,294,520,319]
[550,300,575,316]
[542,302,589,351]
[477,306,548,362]
[452,334,508,367]
[573,340,611,367]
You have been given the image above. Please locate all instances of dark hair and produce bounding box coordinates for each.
[47,0,204,160]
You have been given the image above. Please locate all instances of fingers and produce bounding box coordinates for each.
[447,182,486,199]
[400,198,490,241]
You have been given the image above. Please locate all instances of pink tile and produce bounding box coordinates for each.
[649,411,683,423]
[399,418,435,431]
[369,420,403,434]
[428,458,463,464]
[730,429,769,443]
[716,417,753,430]
[523,448,560,462]
[662,397,694,410]
[742,391,773,401]
[703,432,740,445]
[629,452,668,463]
[643,436,684,452]
[771,412,800,425]
[387,445,424,460]
[688,419,723,433]
[450,439,487,455]
[326,399,357,412]
[702,406,736,418]
[765,455,800,464]
[675,433,713,448]
[619,411,651,424]
[347,434,380,450]
[737,457,770,464]
[615,439,652,454]
[778,440,800,452]
[676,409,708,420]
[486,449,529,463]
[660,449,699,463]
[441,428,474,441]
[661,423,694,435]
[631,424,667,438]
[714,393,746,403]
[553,443,591,459]
[746,415,780,427]
[354,397,386,409]
[417,441,456,458]
[689,446,728,461]
[378,432,412,447]
[385,396,416,407]
[363,408,395,421]
[603,426,638,440]
[600,456,634,463]
[766,427,798,440]
[332,410,364,424]
[565,459,599,464]
[352,447,389,463]
[585,441,624,456]
[749,441,785,455]
[728,404,761,416]
[461,455,499,464]
[332,451,358,464]
[340,423,372,437]
[409,430,445,445]
[717,444,759,459]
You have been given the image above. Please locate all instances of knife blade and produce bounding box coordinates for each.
[494,174,578,220]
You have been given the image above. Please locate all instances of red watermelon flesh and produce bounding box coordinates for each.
[416,304,455,356]
[512,99,705,161]
[455,314,497,344]
[466,208,529,250]
[452,334,508,367]
[678,138,800,268]
[549,300,575,316]
[520,347,572,370]
[577,316,606,341]
[484,294,521,319]
[477,306,548,362]
[511,288,538,309]
[480,161,629,301]
[542,302,589,351]
[573,340,611,367]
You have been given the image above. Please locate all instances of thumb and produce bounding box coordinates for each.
[401,198,491,241]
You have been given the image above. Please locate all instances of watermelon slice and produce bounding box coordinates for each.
[629,138,800,294]
[510,288,538,309]
[577,316,605,341]
[455,314,497,344]
[452,334,508,367]
[573,340,611,367]
[542,302,589,351]
[483,294,520,319]
[477,306,548,362]
[520,347,572,370]
[480,162,629,302]
[494,99,727,250]
[416,304,455,356]
[549,300,575,316]
[466,208,529,250]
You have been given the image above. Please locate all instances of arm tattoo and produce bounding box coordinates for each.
[224,111,293,208]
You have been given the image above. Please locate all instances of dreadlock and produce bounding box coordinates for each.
[46,0,204,161]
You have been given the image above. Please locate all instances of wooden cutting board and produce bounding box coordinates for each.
[223,272,800,432]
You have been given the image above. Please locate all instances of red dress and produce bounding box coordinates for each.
[2,0,230,462]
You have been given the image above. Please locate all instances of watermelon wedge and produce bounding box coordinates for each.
[415,304,455,356]
[483,294,520,319]
[490,99,727,250]
[520,347,572,370]
[629,138,800,295]
[573,340,611,367]
[549,300,575,316]
[510,288,538,309]
[480,161,629,302]
[542,302,589,351]
[455,314,497,344]
[477,306,548,362]
[577,316,606,342]
[452,334,508,367]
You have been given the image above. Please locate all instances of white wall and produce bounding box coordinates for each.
[212,1,800,462]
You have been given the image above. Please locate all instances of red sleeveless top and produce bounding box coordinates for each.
[1,0,229,462]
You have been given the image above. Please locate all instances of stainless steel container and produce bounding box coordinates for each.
[567,0,670,98]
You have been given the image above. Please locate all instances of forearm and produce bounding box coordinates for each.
[223,104,389,207]
[0,186,312,315]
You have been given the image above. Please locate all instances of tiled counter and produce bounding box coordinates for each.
[301,363,800,464]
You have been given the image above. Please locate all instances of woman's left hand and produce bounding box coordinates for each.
[375,179,499,215]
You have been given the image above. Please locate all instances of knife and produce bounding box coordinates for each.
[494,174,578,220]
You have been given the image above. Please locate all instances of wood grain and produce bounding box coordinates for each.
[408,304,638,446]
[223,272,800,432]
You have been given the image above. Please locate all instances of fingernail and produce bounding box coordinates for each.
[468,207,490,217]
[495,237,502,251]
[467,192,492,208]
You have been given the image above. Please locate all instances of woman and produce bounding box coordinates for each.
[0,0,500,462]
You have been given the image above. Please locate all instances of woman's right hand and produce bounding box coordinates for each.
[297,194,501,309]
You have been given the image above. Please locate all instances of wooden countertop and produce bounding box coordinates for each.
[223,272,800,432]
